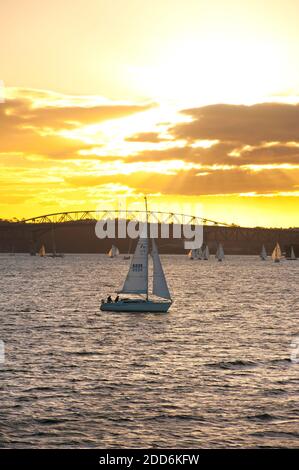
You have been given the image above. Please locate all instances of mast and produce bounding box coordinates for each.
[51,225,56,256]
[144,195,149,301]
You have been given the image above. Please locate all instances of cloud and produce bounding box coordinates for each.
[0,88,153,157]
[172,103,299,145]
[125,143,235,165]
[2,89,299,207]
[65,166,299,196]
[236,144,299,165]
[125,132,170,143]
[126,142,299,168]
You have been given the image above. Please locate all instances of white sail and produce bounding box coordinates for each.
[118,238,148,294]
[108,245,119,258]
[290,246,296,260]
[151,239,171,300]
[260,245,267,260]
[216,243,224,261]
[272,243,282,262]
[203,245,210,260]
[39,245,46,257]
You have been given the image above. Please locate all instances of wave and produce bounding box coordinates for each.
[247,413,278,422]
[206,360,258,370]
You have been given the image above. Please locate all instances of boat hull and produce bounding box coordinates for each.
[100,300,171,313]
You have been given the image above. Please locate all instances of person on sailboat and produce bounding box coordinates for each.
[107,295,112,303]
[114,295,119,302]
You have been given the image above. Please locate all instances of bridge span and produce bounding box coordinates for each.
[0,210,298,255]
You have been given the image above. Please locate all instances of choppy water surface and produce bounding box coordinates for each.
[0,254,298,448]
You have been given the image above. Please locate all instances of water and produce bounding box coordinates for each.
[0,254,298,448]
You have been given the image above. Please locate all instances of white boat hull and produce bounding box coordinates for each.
[100,299,171,313]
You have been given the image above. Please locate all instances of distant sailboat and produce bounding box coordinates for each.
[260,245,267,261]
[202,245,210,260]
[287,246,297,261]
[100,197,172,313]
[272,243,282,263]
[188,249,196,260]
[39,244,46,257]
[107,245,120,258]
[215,243,224,262]
[47,226,64,258]
[187,248,202,260]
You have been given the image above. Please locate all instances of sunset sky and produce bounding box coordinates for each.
[1,0,299,226]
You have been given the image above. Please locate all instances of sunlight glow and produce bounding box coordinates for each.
[130,36,292,107]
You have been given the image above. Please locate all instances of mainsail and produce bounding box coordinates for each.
[272,243,282,261]
[118,238,148,294]
[203,245,210,260]
[151,239,171,300]
[216,243,224,261]
[260,245,267,260]
[39,245,46,257]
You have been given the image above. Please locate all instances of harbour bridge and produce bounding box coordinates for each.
[0,209,298,254]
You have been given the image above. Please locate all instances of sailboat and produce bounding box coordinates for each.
[202,245,210,260]
[215,243,224,262]
[107,245,120,258]
[287,246,297,261]
[39,244,46,257]
[47,226,64,258]
[187,247,202,260]
[100,198,172,313]
[272,243,282,263]
[188,249,197,260]
[260,245,267,261]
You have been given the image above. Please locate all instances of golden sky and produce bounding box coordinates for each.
[1,0,299,226]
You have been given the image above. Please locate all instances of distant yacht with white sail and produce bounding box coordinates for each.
[272,243,282,263]
[100,198,172,313]
[107,245,120,258]
[215,243,224,262]
[188,247,202,260]
[260,245,267,261]
[202,245,210,260]
[287,246,297,260]
[48,226,64,258]
[188,249,197,260]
